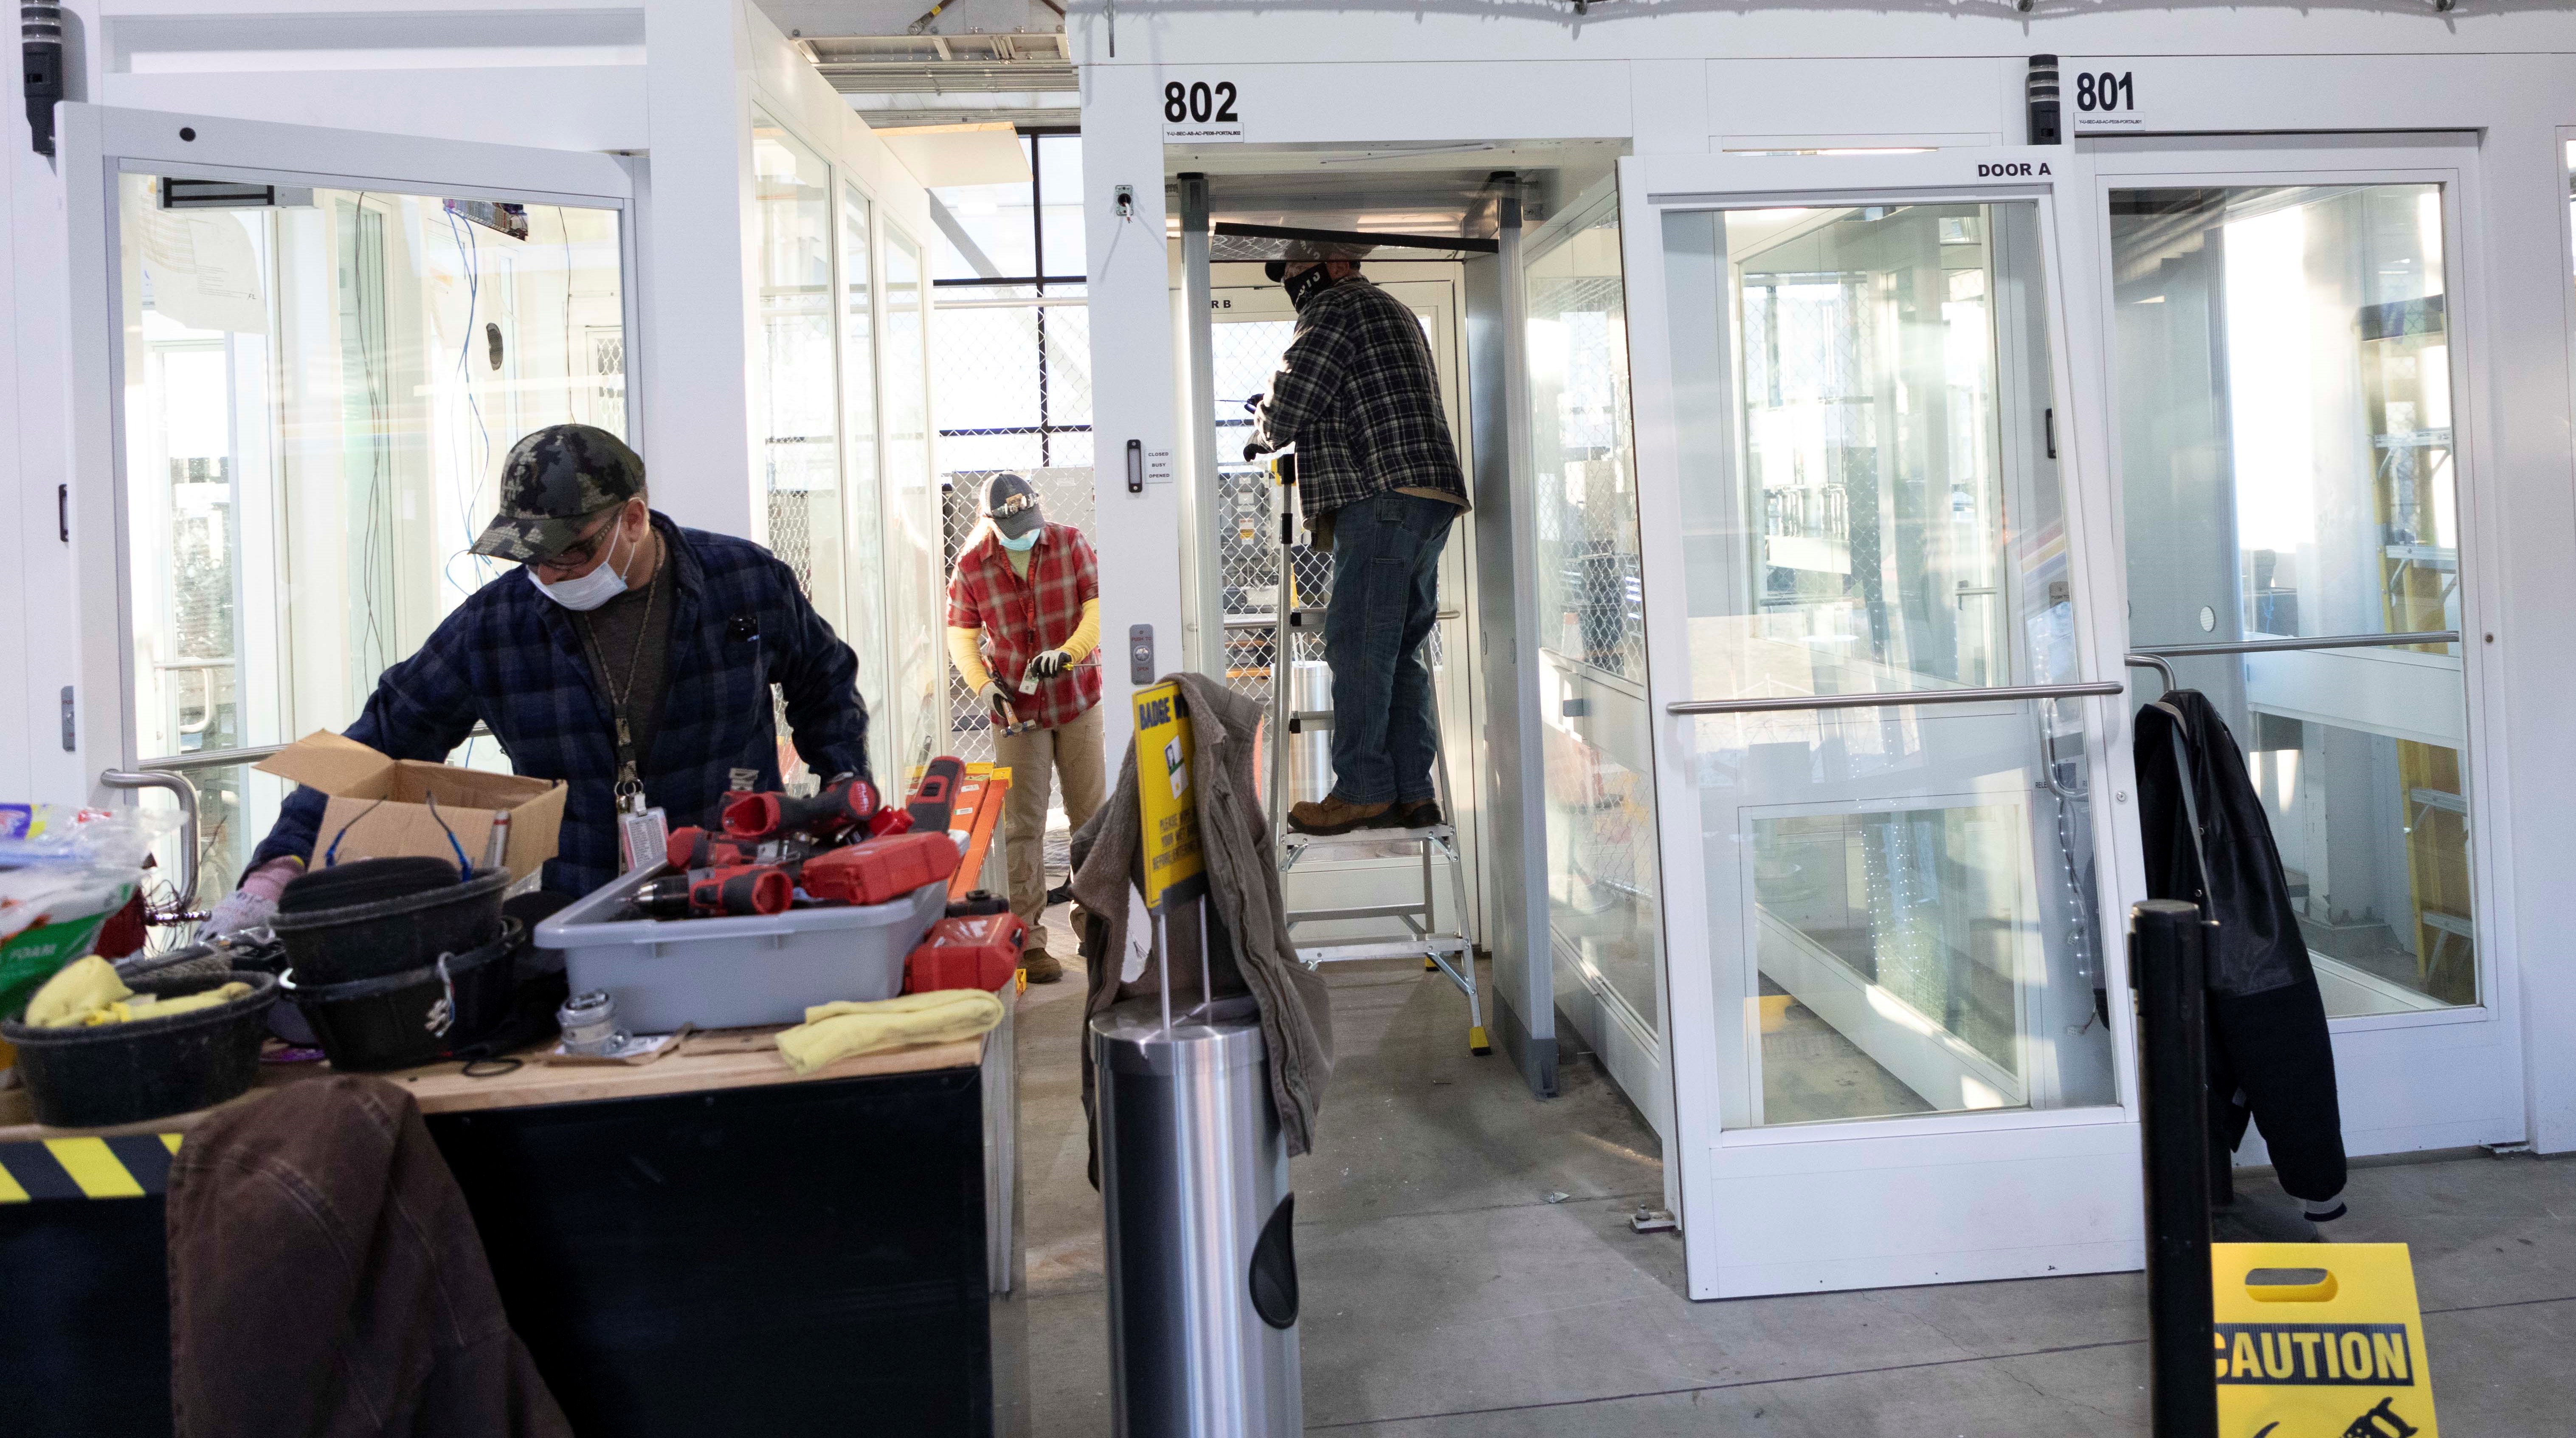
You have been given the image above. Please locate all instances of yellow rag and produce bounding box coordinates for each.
[774,989,1004,1076]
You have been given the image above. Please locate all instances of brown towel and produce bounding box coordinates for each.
[166,1075,570,1438]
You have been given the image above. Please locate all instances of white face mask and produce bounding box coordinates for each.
[529,513,635,612]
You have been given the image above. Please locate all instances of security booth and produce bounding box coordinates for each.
[1073,18,2576,1299]
[23,0,954,901]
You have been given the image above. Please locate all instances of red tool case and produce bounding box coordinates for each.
[800,832,960,908]
[903,913,1026,993]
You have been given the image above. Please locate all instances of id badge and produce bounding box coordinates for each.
[619,805,670,874]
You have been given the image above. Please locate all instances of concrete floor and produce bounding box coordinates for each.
[1009,935,2576,1435]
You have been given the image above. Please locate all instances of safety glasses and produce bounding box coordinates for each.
[533,504,628,575]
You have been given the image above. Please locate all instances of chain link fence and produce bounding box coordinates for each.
[933,288,1098,765]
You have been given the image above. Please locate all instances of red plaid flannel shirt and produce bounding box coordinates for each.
[946,522,1102,731]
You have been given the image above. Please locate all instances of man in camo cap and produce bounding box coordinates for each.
[205,422,873,932]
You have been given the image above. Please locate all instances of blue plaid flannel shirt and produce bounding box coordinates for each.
[253,515,870,899]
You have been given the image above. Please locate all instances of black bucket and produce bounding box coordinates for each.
[282,919,524,1073]
[2,971,281,1128]
[268,866,508,985]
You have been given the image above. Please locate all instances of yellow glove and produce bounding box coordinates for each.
[1059,597,1101,665]
[27,956,130,1029]
[947,625,995,693]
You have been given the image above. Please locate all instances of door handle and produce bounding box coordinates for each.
[100,770,206,925]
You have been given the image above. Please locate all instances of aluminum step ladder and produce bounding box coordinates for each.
[1258,454,1486,1057]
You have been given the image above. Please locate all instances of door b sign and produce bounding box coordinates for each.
[2213,1244,2440,1438]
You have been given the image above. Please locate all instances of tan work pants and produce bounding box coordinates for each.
[992,702,1106,956]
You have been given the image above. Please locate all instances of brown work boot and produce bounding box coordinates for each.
[1019,949,1064,984]
[1288,795,1395,836]
[1396,798,1443,829]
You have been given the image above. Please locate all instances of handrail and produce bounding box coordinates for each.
[2126,654,2179,691]
[141,742,292,773]
[1665,680,2125,716]
[2129,629,2457,659]
[100,770,206,925]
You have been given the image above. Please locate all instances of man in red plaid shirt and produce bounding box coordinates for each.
[946,474,1105,982]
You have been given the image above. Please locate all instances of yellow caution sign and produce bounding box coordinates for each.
[2213,1243,2439,1438]
[1132,681,1206,914]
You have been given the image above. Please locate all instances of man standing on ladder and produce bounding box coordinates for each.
[947,473,1106,984]
[1247,240,1470,837]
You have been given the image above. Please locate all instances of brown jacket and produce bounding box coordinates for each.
[166,1075,570,1438]
[1070,672,1333,1164]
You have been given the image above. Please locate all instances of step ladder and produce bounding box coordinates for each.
[1258,456,1487,1057]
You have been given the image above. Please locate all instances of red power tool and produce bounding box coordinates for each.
[636,864,794,918]
[720,776,886,843]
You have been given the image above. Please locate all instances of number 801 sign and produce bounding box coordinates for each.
[2068,65,2146,132]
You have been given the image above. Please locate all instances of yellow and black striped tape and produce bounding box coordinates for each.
[0,1134,183,1202]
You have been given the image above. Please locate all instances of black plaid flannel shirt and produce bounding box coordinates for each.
[1250,277,1470,522]
[251,515,869,899]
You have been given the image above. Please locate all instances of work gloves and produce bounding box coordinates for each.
[1029,649,1074,679]
[201,855,301,939]
[978,681,1011,715]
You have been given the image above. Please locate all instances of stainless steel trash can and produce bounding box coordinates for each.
[1092,994,1301,1436]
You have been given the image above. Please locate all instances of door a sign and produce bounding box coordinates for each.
[2213,1244,2439,1437]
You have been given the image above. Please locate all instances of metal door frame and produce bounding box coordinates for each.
[2083,131,2528,1159]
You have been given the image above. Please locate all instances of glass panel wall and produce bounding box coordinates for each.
[118,175,624,906]
[751,117,845,633]
[883,226,942,774]
[1526,195,1666,1037]
[2113,183,2475,1012]
[1661,201,2114,1129]
[840,181,894,787]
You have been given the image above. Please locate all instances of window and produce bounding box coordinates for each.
[751,116,844,632]
[119,175,625,898]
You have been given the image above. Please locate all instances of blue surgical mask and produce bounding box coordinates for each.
[997,527,1041,553]
[530,516,634,611]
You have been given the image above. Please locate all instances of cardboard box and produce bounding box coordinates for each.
[256,732,566,884]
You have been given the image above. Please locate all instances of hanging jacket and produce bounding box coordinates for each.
[1069,672,1334,1168]
[2134,690,2310,997]
[2132,689,2346,1207]
[166,1075,571,1438]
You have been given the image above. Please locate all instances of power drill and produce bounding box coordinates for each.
[635,864,794,918]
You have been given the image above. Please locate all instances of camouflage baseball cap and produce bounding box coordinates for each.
[469,423,647,562]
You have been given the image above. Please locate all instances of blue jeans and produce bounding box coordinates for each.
[1321,491,1456,806]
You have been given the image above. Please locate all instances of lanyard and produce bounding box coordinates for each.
[575,559,661,816]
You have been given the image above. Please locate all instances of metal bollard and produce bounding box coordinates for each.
[2132,899,2218,1438]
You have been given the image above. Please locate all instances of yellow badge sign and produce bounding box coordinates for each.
[1132,682,1206,912]
[2213,1243,2439,1438]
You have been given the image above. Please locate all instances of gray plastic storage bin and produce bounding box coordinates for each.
[534,864,948,1033]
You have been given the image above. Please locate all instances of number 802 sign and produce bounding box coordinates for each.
[1163,80,1242,137]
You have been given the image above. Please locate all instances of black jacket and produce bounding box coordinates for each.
[2133,690,2311,997]
[2132,689,2345,1205]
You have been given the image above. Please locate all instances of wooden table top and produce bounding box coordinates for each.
[0,1022,992,1145]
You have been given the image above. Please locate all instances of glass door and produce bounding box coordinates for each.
[62,106,636,924]
[2094,135,2523,1156]
[1620,149,2139,1299]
